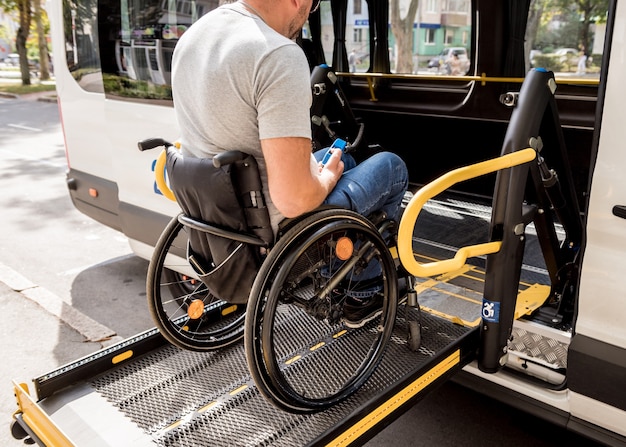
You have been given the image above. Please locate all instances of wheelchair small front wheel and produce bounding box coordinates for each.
[245,209,397,412]
[147,215,245,351]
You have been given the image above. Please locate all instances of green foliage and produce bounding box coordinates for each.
[0,82,56,95]
[535,5,580,50]
[532,54,565,72]
[102,74,172,100]
[0,0,18,11]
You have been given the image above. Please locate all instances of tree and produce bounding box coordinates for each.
[574,0,609,54]
[15,0,32,84]
[553,0,609,53]
[390,0,419,73]
[525,0,547,68]
[33,0,49,80]
[0,0,32,85]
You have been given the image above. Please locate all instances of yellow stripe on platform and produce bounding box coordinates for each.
[326,350,461,447]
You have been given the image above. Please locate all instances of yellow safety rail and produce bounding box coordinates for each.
[336,72,599,102]
[398,148,537,278]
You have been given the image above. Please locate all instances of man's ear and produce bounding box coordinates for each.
[289,0,304,11]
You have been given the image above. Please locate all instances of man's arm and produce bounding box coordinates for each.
[262,136,343,218]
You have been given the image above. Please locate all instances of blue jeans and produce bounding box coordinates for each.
[315,149,408,284]
[314,150,408,223]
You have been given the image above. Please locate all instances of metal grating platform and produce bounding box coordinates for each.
[85,310,470,447]
[88,311,473,446]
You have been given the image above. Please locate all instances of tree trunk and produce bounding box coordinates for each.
[390,0,419,73]
[35,0,50,81]
[525,0,543,69]
[16,0,32,86]
[16,27,30,85]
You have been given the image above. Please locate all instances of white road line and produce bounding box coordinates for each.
[8,123,42,132]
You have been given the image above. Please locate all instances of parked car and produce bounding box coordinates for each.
[554,48,580,66]
[427,47,470,74]
[3,53,19,66]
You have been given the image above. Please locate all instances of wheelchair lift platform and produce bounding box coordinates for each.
[13,303,478,446]
[12,192,550,447]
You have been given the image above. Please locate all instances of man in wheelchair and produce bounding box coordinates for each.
[170,0,408,328]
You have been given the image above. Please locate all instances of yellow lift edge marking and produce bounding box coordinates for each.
[199,401,218,413]
[230,384,248,396]
[334,329,348,338]
[310,341,326,351]
[326,350,461,447]
[112,350,133,364]
[222,304,238,316]
[285,355,302,365]
[12,381,76,447]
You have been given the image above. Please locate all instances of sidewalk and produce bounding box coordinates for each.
[0,69,57,102]
[0,279,105,445]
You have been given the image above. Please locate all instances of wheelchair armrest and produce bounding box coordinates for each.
[178,215,268,247]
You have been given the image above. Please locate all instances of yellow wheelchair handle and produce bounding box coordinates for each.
[398,148,537,278]
[155,148,177,202]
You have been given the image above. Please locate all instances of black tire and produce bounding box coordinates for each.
[245,209,397,412]
[147,215,245,351]
[408,320,421,352]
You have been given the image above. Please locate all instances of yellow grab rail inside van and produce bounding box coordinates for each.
[398,148,537,278]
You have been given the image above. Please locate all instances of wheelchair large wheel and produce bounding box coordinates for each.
[147,215,246,351]
[245,209,397,412]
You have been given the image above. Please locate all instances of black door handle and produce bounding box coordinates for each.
[612,205,626,219]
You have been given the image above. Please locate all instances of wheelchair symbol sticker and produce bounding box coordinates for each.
[482,299,500,323]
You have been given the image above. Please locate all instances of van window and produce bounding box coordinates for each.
[74,0,606,102]
[91,0,220,101]
[334,0,473,75]
[63,0,104,92]
[400,0,472,75]
[525,0,608,80]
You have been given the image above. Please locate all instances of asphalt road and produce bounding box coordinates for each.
[0,92,604,446]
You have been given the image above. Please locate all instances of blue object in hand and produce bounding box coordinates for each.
[321,138,348,166]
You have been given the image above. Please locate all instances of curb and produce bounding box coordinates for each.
[0,91,57,102]
[0,263,121,345]
[0,92,18,99]
[38,94,58,103]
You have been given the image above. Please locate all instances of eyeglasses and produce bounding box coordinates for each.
[310,0,321,14]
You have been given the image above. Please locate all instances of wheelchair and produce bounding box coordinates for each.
[139,135,401,413]
[139,65,404,410]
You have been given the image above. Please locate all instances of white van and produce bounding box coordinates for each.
[39,0,626,444]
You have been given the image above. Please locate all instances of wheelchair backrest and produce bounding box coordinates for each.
[165,148,273,303]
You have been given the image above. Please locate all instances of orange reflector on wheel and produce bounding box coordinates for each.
[187,299,204,319]
[336,236,354,260]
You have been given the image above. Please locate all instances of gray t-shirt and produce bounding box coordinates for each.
[171,3,313,232]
